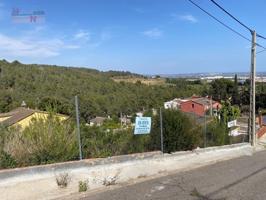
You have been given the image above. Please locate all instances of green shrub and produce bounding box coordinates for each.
[150,109,203,153]
[206,120,228,147]
[81,125,150,158]
[0,151,17,169]
[3,113,78,167]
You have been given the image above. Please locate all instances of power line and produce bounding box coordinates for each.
[209,0,252,33]
[187,0,251,42]
[256,33,266,40]
[210,0,266,40]
[255,42,266,54]
[257,49,266,54]
[187,0,266,53]
[256,43,266,50]
[195,0,261,146]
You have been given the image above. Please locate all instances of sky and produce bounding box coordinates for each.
[0,0,266,74]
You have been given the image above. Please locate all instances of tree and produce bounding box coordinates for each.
[150,109,202,153]
[210,79,234,101]
[220,100,240,124]
[0,60,187,120]
[256,93,266,112]
[232,74,240,105]
[0,93,13,112]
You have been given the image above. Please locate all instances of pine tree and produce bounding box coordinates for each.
[232,74,240,105]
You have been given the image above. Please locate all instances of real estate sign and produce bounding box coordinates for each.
[134,117,151,134]
[227,120,237,128]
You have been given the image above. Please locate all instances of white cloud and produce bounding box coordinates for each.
[0,26,112,59]
[178,14,198,23]
[142,28,163,39]
[173,14,198,23]
[73,29,112,48]
[64,44,80,49]
[74,30,91,41]
[0,34,80,58]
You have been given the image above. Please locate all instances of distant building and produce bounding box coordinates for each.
[89,116,107,126]
[119,116,131,125]
[180,97,221,117]
[0,107,68,130]
[258,115,266,126]
[136,112,144,117]
[164,98,187,110]
[257,115,266,139]
[164,96,221,117]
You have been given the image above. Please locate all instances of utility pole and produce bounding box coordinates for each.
[75,96,83,160]
[249,30,256,146]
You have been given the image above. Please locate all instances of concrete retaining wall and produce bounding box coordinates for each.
[0,143,253,200]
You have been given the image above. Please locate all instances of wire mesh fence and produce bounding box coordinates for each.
[76,104,249,159]
[0,98,249,170]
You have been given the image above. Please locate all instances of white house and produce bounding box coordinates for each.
[164,98,187,110]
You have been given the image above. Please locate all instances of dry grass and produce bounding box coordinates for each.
[56,173,71,188]
[102,170,121,186]
[112,76,166,86]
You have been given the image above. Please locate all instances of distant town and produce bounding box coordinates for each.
[156,72,266,82]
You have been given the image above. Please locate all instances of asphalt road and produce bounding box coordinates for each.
[80,150,266,200]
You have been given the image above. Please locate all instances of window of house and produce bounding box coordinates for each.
[192,103,194,108]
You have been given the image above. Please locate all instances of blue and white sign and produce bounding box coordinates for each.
[134,117,151,134]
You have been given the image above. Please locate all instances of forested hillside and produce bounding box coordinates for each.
[0,60,207,122]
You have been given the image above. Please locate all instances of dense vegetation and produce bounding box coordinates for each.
[0,109,231,169]
[209,76,266,113]
[0,60,208,122]
[0,60,263,169]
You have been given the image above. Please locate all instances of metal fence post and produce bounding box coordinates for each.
[160,107,164,153]
[75,95,83,160]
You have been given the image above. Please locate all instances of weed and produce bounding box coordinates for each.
[79,180,89,192]
[137,174,147,179]
[56,172,70,188]
[102,170,121,186]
